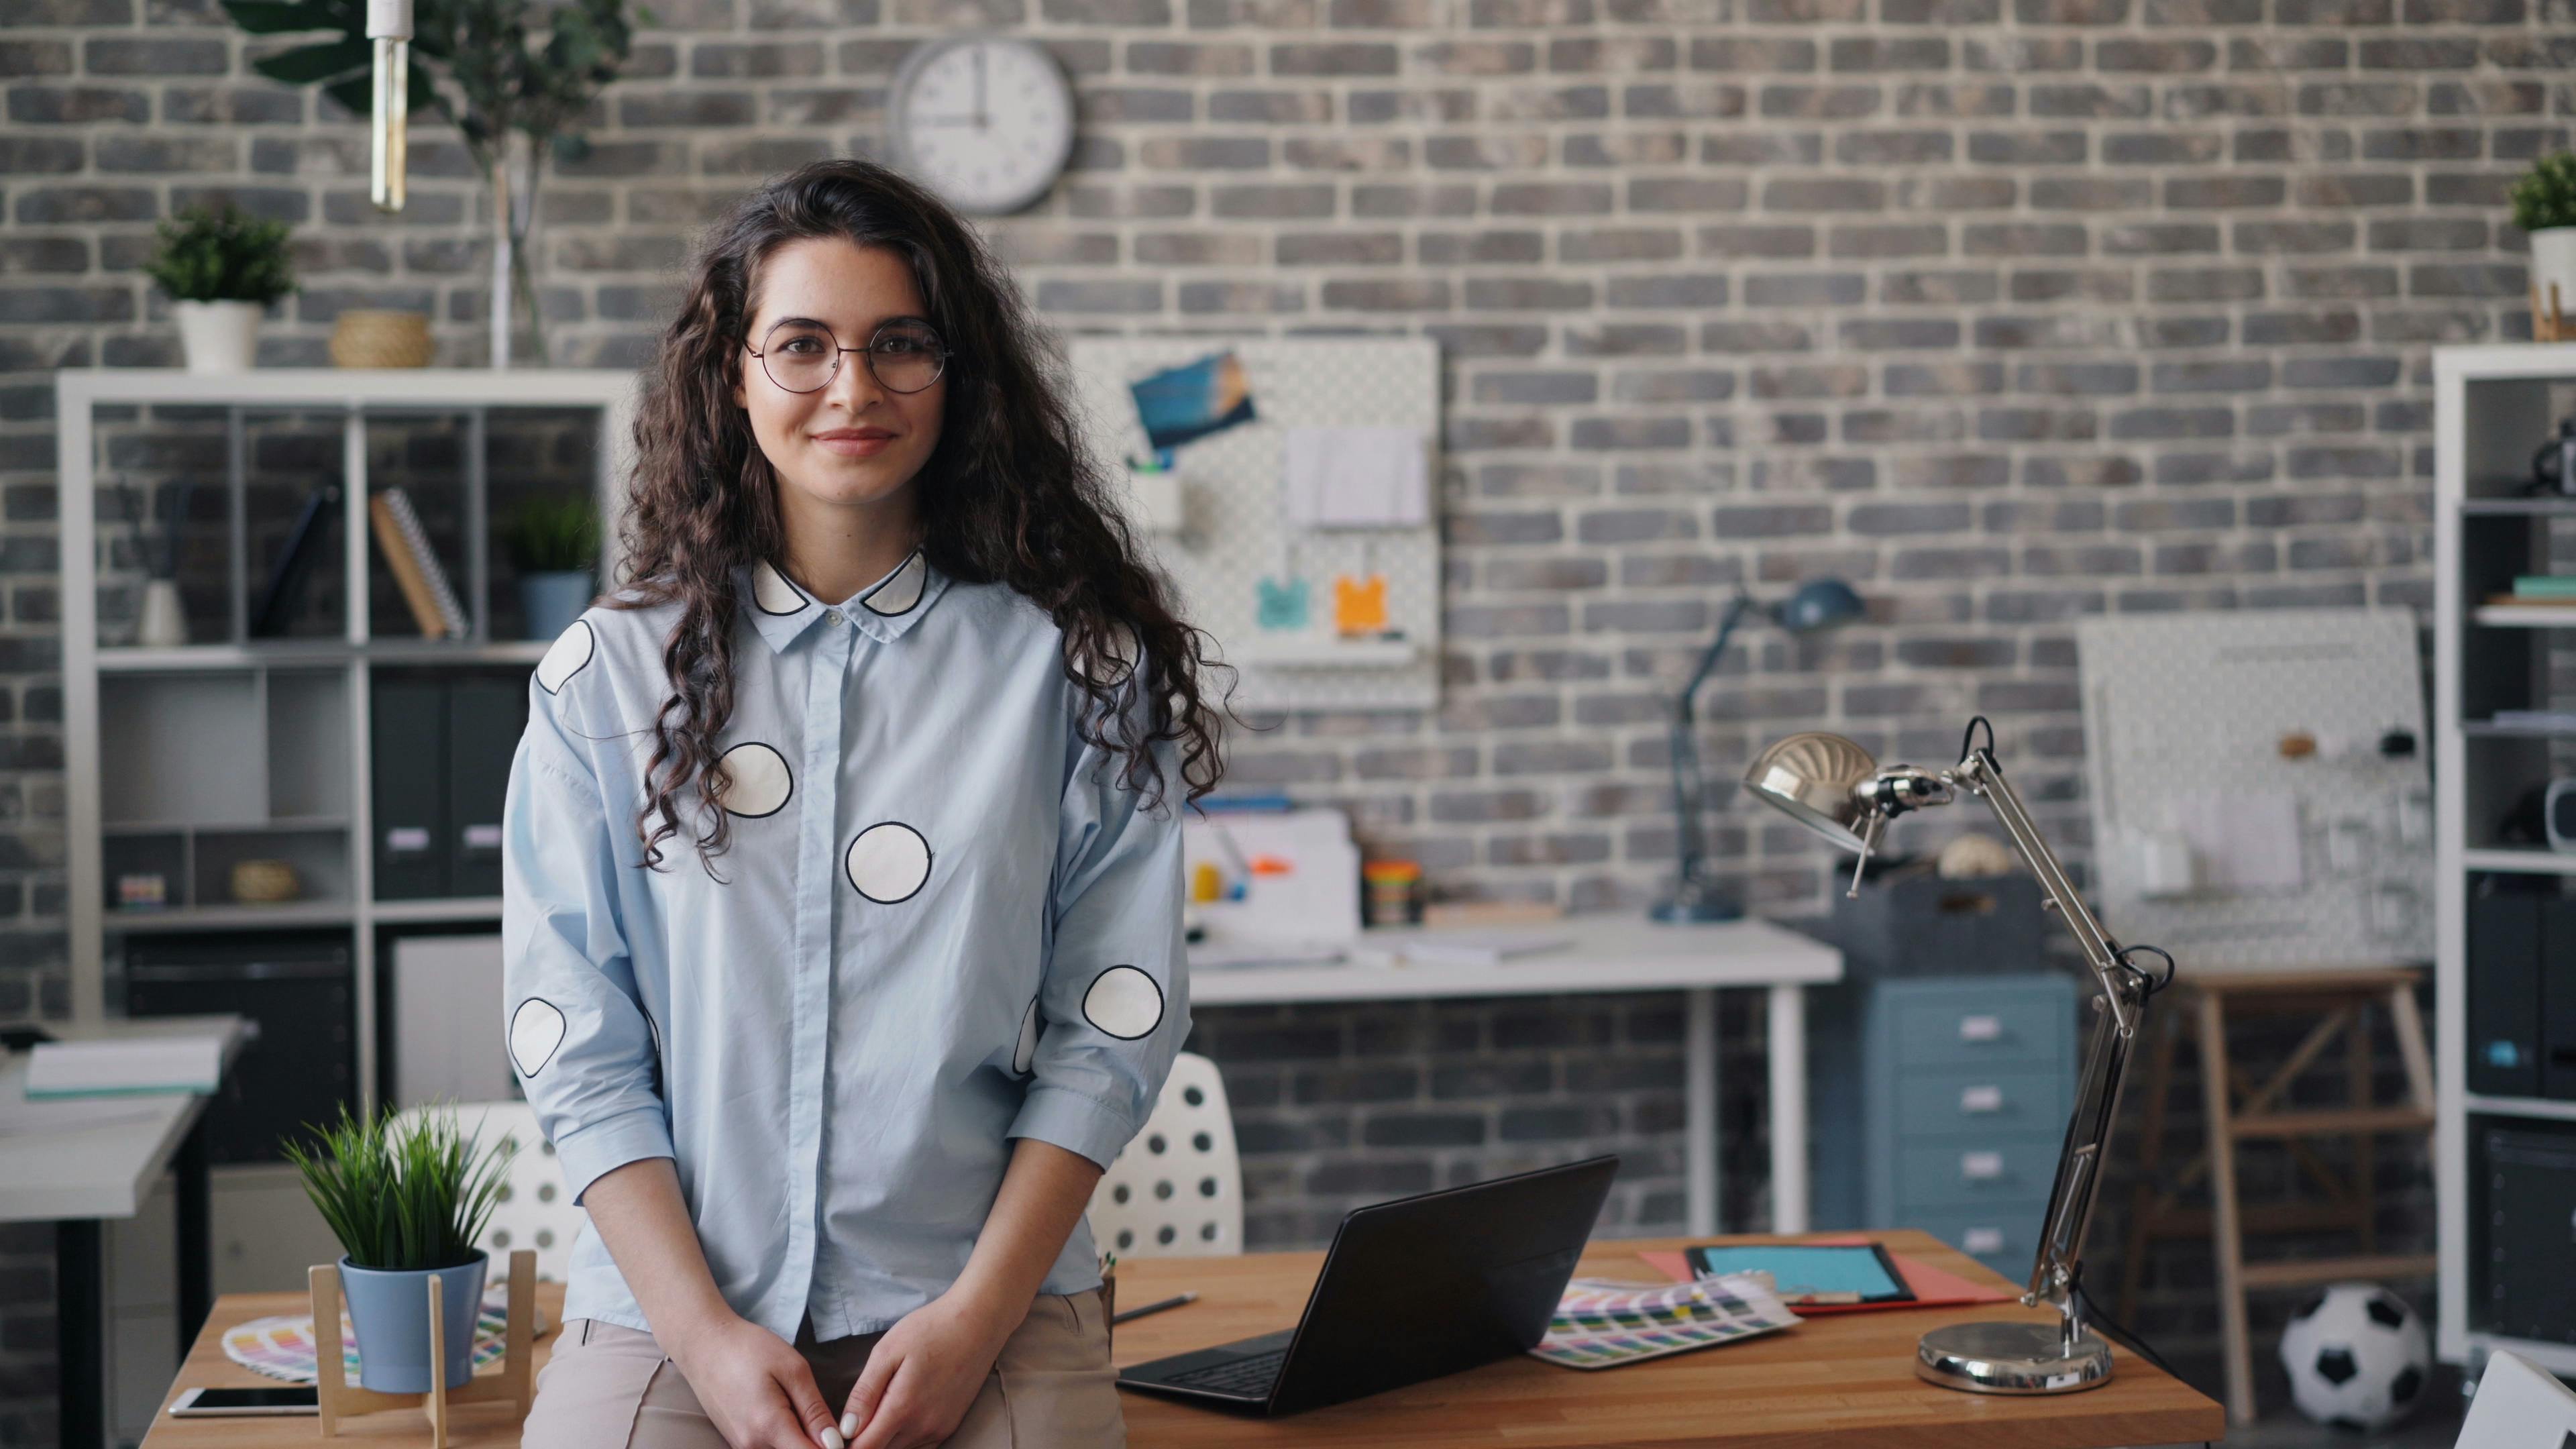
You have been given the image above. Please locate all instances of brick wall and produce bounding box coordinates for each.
[3,0,2563,1436]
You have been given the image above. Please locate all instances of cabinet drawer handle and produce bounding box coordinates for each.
[1962,1227,2005,1255]
[1961,1150,2004,1180]
[1959,1014,2002,1042]
[1960,1085,2004,1114]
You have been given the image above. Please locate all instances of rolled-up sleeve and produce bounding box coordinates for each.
[1008,674,1191,1171]
[500,665,672,1205]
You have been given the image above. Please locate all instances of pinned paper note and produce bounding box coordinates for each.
[1283,426,1428,529]
[2169,788,2305,893]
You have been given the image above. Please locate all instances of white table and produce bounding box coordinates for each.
[0,1014,252,1449]
[1187,916,1841,1236]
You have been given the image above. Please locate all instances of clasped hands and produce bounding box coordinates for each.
[669,1285,1022,1449]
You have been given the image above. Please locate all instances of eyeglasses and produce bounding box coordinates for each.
[746,317,950,396]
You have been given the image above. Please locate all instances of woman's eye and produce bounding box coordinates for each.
[780,335,828,355]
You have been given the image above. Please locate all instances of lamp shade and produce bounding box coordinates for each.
[1741,731,1880,852]
[1772,579,1866,635]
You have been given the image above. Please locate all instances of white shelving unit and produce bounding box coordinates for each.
[56,369,639,1117]
[2431,343,2576,1378]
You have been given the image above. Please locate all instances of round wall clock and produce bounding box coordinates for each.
[886,36,1077,216]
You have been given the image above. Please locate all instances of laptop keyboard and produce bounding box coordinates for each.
[1163,1348,1287,1398]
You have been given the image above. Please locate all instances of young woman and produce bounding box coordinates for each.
[502,158,1226,1449]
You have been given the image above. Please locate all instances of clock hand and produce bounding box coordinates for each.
[973,45,987,128]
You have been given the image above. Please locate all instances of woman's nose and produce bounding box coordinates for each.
[825,347,886,413]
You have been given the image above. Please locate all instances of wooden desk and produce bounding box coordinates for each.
[144,1234,2224,1448]
[1111,1232,2225,1449]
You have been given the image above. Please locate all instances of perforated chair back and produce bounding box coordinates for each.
[1087,1052,1242,1258]
[2457,1351,2576,1447]
[391,1101,587,1282]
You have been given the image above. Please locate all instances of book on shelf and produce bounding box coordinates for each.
[250,482,339,638]
[25,1034,224,1097]
[368,487,469,639]
[2512,575,2576,600]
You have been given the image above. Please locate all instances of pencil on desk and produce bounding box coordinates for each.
[1112,1291,1197,1325]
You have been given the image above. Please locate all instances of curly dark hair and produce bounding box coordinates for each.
[603,157,1229,877]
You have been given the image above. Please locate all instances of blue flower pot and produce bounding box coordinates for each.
[339,1252,487,1393]
[519,570,596,642]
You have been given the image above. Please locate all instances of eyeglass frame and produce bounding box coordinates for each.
[743,316,953,396]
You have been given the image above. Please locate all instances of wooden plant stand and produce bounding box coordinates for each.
[2114,968,2436,1426]
[307,1249,537,1447]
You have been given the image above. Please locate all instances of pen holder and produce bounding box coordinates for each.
[309,1248,538,1448]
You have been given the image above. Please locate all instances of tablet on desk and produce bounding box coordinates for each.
[170,1385,319,1417]
[1683,1243,1917,1305]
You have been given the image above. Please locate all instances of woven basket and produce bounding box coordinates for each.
[229,858,301,904]
[329,309,435,369]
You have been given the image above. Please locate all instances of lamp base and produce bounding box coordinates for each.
[1915,1320,2114,1395]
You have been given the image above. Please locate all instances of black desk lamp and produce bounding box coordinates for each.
[1741,719,2174,1395]
[1651,579,1864,923]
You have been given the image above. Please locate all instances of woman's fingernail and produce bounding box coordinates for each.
[841,1413,860,1439]
[820,1430,844,1449]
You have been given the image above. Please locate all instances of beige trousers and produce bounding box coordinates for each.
[521,1291,1125,1449]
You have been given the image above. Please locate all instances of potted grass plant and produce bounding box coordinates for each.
[504,491,599,640]
[2512,151,2576,340]
[143,203,295,374]
[283,1105,514,1393]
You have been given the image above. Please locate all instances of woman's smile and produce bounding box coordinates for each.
[813,424,896,458]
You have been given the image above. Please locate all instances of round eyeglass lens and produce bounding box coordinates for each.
[757,321,839,394]
[867,321,946,394]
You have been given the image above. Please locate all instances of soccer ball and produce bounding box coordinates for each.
[2279,1282,2432,1431]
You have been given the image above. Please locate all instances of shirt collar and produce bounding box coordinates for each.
[737,547,947,653]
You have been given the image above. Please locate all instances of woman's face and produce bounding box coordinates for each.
[734,237,947,515]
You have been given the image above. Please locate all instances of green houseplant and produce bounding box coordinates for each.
[223,0,647,367]
[284,1104,514,1393]
[143,203,296,374]
[504,491,600,640]
[2514,152,2576,339]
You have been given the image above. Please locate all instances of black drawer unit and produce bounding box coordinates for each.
[2470,1115,2576,1347]
[123,929,357,1164]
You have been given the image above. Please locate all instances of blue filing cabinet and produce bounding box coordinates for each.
[1809,973,2079,1281]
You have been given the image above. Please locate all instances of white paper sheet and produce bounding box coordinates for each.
[2170,788,2305,893]
[1282,426,1428,528]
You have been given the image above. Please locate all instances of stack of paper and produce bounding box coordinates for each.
[1527,1274,1799,1370]
[25,1035,223,1097]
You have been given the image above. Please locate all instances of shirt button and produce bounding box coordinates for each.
[822,609,843,626]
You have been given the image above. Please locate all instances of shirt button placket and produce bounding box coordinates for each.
[779,614,851,1336]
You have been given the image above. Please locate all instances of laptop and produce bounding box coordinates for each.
[1115,1155,1619,1416]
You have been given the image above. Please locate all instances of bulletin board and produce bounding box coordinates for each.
[1066,337,1442,712]
[2075,609,2434,970]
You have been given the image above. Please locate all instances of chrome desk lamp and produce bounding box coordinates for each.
[366,0,412,211]
[1741,720,2174,1395]
[1652,579,1864,922]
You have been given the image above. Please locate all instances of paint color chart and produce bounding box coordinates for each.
[1527,1274,1799,1371]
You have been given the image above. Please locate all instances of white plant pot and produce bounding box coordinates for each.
[2532,228,2576,329]
[173,299,262,374]
[138,578,187,648]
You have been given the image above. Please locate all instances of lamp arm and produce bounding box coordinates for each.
[1946,747,2152,1340]
[1666,594,1756,889]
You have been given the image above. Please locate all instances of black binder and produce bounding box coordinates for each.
[371,675,449,900]
[2544,897,2576,1102]
[447,673,529,898]
[2469,892,2544,1098]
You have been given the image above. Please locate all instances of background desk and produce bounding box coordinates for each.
[0,1014,251,1449]
[1192,916,1840,1235]
[1113,1230,2226,1449]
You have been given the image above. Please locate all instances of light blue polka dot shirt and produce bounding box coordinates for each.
[500,547,1189,1342]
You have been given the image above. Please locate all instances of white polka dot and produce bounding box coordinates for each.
[1081,967,1163,1040]
[751,559,808,616]
[1012,998,1041,1075]
[844,822,932,903]
[714,741,792,818]
[509,999,568,1078]
[861,551,926,616]
[535,619,594,695]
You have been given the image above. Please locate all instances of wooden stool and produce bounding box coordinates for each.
[309,1249,537,1447]
[2114,968,2436,1426]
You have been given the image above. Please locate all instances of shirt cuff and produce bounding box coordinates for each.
[1007,1083,1140,1172]
[552,1104,676,1205]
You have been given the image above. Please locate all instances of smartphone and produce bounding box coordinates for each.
[168,1385,320,1416]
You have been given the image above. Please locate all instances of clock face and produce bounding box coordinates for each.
[890,37,1076,216]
